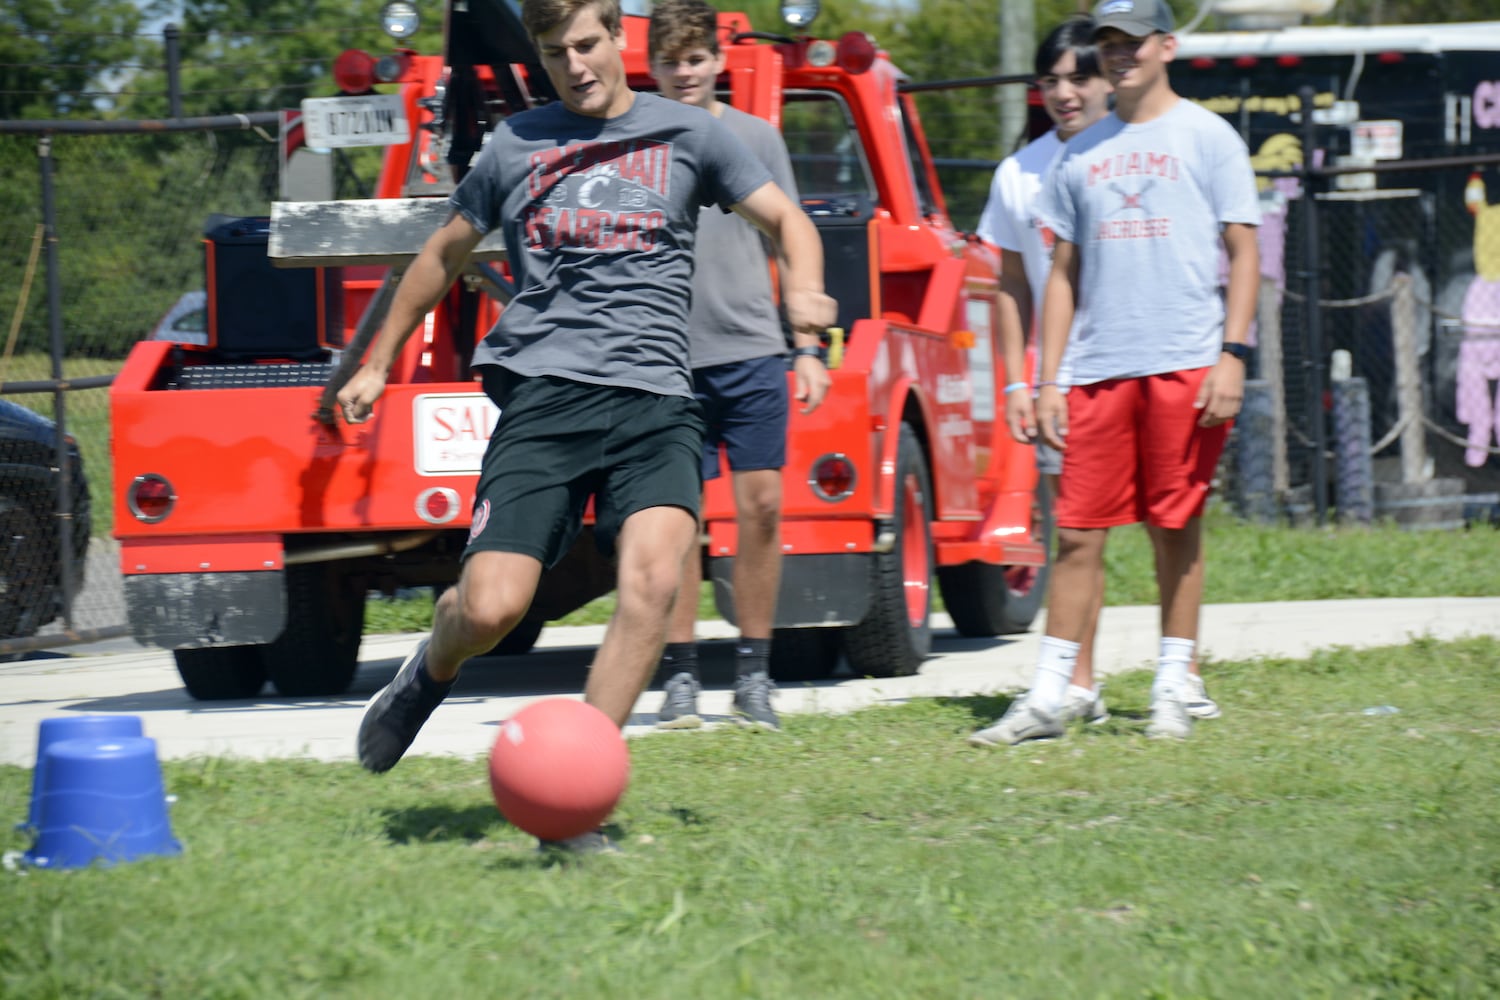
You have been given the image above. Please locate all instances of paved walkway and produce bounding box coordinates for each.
[3,597,1497,767]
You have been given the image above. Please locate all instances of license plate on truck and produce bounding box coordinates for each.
[414,393,500,475]
[301,94,409,149]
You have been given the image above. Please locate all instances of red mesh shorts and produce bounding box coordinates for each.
[1054,368,1231,530]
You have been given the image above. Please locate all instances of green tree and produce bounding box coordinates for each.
[0,0,147,119]
[129,0,445,118]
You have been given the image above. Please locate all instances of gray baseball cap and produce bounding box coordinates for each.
[1090,0,1174,37]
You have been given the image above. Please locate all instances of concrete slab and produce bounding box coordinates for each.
[2,597,1496,768]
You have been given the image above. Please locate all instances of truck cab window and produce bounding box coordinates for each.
[781,91,875,217]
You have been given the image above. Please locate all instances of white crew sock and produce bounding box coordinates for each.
[1153,636,1194,700]
[1030,636,1080,713]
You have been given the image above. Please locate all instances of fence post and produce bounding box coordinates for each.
[1330,372,1374,524]
[39,135,78,630]
[1298,86,1328,525]
[1390,272,1429,483]
[165,24,182,120]
[1235,378,1279,523]
[1256,274,1290,496]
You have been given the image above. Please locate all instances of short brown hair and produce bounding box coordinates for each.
[523,0,622,41]
[647,0,721,61]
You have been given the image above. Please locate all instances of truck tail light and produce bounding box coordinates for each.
[415,487,461,525]
[810,453,856,501]
[334,49,376,94]
[836,32,877,75]
[128,474,177,523]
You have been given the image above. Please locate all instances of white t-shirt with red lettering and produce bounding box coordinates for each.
[1038,98,1260,385]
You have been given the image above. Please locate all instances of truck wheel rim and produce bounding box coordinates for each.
[901,473,929,625]
[1005,489,1043,597]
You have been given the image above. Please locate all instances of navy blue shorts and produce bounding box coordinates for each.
[693,354,789,481]
[467,369,704,566]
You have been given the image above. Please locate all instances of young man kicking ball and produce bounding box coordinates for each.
[342,0,834,848]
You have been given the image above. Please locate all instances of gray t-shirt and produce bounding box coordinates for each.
[686,105,799,369]
[452,92,772,397]
[1038,99,1260,385]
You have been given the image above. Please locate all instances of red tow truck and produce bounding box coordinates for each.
[111,0,1051,699]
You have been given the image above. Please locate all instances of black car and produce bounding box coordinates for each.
[0,398,91,639]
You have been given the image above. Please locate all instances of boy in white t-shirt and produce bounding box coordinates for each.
[972,17,1113,742]
[971,0,1260,745]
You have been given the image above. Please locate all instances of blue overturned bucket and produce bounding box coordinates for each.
[23,715,145,834]
[23,735,182,869]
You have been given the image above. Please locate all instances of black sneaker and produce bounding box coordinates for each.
[537,828,621,856]
[655,671,703,730]
[732,670,780,731]
[357,638,449,772]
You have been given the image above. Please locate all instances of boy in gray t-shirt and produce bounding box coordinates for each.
[970,0,1259,747]
[339,0,836,848]
[646,0,831,733]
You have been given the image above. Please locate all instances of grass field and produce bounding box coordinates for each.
[366,506,1500,631]
[0,352,121,538]
[2,636,1497,997]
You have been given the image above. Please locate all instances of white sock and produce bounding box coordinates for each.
[1154,636,1194,700]
[1031,637,1079,712]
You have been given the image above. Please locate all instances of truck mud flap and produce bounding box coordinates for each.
[125,571,285,649]
[710,553,871,629]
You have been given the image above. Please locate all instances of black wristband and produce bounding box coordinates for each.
[792,345,825,362]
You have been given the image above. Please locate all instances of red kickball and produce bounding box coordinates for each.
[488,698,631,841]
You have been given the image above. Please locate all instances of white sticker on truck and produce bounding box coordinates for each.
[414,393,500,476]
[965,298,996,423]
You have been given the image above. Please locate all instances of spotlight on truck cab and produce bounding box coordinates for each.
[380,1,421,40]
[781,0,820,29]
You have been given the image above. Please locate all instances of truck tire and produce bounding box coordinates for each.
[266,563,366,697]
[770,626,844,681]
[844,425,933,677]
[174,646,268,700]
[937,477,1054,636]
[0,497,53,639]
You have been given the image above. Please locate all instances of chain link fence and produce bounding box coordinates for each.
[1231,155,1500,528]
[0,120,375,657]
[5,114,1498,655]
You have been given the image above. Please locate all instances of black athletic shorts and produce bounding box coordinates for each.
[694,353,789,480]
[466,368,704,566]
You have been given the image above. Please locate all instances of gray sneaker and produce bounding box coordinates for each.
[968,693,1064,746]
[1146,687,1193,740]
[1061,685,1110,725]
[1185,673,1221,720]
[732,671,780,731]
[655,671,703,730]
[537,828,621,856]
[357,638,449,773]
